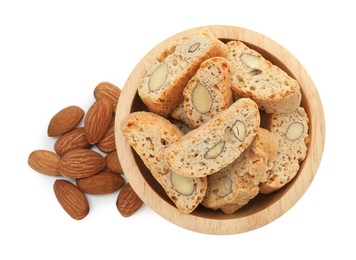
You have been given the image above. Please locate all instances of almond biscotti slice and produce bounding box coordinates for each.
[260,107,309,194]
[202,128,278,214]
[121,112,207,214]
[170,57,232,128]
[165,98,260,178]
[138,31,228,117]
[182,57,233,128]
[226,41,301,113]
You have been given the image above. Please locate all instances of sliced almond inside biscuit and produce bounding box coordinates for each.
[188,42,200,53]
[240,53,264,71]
[232,120,246,141]
[149,63,168,91]
[205,141,225,159]
[191,83,213,113]
[217,176,232,197]
[171,172,195,196]
[286,122,304,141]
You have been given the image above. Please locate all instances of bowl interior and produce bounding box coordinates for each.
[129,39,311,220]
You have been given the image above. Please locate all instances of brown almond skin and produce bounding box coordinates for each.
[58,149,106,178]
[116,183,143,217]
[84,99,112,144]
[54,128,90,156]
[53,179,89,220]
[48,106,84,137]
[106,150,123,174]
[94,82,121,113]
[28,150,60,176]
[97,125,116,153]
[76,171,125,195]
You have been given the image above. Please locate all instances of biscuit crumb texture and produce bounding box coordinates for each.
[182,57,233,128]
[122,111,207,214]
[165,98,260,178]
[139,31,228,116]
[202,128,278,214]
[227,41,301,113]
[260,107,309,193]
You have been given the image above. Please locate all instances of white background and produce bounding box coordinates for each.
[1,0,354,259]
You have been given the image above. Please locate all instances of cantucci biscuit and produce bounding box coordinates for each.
[138,31,228,117]
[226,41,301,113]
[122,111,207,214]
[164,98,260,178]
[260,107,309,194]
[182,57,233,128]
[202,128,278,214]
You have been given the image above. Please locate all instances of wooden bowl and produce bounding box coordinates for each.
[115,25,325,234]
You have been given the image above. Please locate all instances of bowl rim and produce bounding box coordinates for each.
[115,25,325,234]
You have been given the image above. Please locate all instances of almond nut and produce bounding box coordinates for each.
[224,127,236,143]
[297,107,307,117]
[54,127,90,156]
[191,83,213,113]
[170,172,195,196]
[116,183,143,217]
[188,42,200,53]
[286,122,304,141]
[76,171,125,195]
[58,149,106,178]
[48,106,84,137]
[148,63,168,92]
[217,176,232,197]
[28,150,60,176]
[53,179,89,220]
[84,99,112,144]
[97,124,116,153]
[94,82,121,113]
[204,141,225,159]
[250,69,262,76]
[240,53,264,71]
[232,120,246,141]
[105,151,123,174]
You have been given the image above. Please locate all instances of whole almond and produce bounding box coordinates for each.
[94,82,121,113]
[97,125,116,153]
[116,183,143,217]
[54,127,90,156]
[106,150,123,174]
[53,179,89,220]
[28,150,60,176]
[48,106,84,137]
[76,171,125,195]
[84,99,112,144]
[58,149,106,178]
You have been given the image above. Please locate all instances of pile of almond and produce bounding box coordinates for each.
[28,82,143,220]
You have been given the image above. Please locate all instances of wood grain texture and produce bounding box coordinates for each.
[115,25,325,234]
